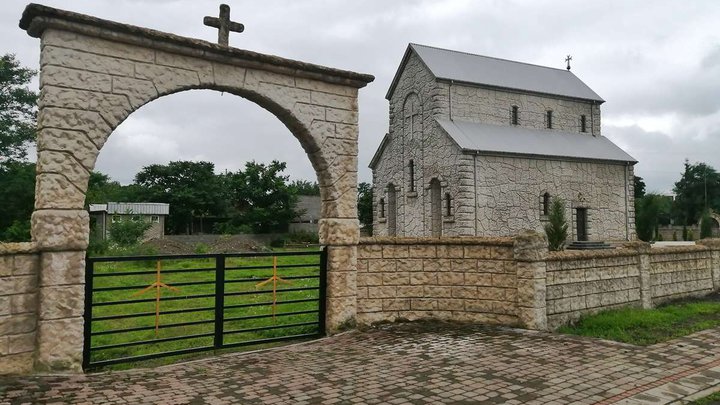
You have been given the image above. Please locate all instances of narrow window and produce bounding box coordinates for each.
[580,115,587,132]
[445,193,452,216]
[408,160,415,192]
[379,198,385,218]
[511,106,519,125]
[542,192,550,216]
[546,111,553,129]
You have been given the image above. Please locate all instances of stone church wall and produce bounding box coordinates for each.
[373,53,476,237]
[0,244,40,374]
[474,155,633,241]
[443,82,602,135]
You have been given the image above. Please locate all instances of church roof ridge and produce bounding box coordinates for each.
[408,43,572,75]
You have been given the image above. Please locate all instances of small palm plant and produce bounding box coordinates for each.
[545,197,568,251]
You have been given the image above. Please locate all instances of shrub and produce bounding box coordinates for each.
[109,215,152,247]
[682,226,688,241]
[269,238,286,248]
[286,231,319,244]
[701,211,713,239]
[672,231,678,241]
[194,243,211,254]
[687,229,695,241]
[544,197,568,251]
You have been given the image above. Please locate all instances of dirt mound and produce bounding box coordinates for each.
[209,235,270,254]
[141,238,193,255]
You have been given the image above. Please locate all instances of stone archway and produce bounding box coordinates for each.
[20,4,373,371]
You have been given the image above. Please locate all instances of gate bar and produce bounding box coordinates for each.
[214,255,225,349]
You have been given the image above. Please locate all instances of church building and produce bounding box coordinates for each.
[369,44,637,241]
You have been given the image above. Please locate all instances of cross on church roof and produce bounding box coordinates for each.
[565,55,572,71]
[203,4,244,46]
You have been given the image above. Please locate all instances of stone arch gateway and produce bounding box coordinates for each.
[19,4,373,371]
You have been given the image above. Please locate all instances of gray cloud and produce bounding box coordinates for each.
[2,0,720,192]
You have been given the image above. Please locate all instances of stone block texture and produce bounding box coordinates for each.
[372,51,635,242]
[0,248,40,375]
[356,237,520,326]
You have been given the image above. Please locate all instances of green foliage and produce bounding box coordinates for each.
[286,231,319,244]
[108,215,152,247]
[269,238,286,248]
[0,54,38,163]
[673,160,720,226]
[222,160,297,233]
[544,197,568,251]
[701,211,714,239]
[212,222,253,234]
[635,193,671,242]
[683,226,689,241]
[672,231,678,241]
[558,297,720,345]
[357,182,373,235]
[85,171,144,206]
[633,175,646,199]
[288,179,320,196]
[194,243,210,254]
[134,161,228,234]
[688,229,695,241]
[87,237,109,257]
[0,161,35,241]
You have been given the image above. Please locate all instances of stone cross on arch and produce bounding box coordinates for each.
[204,4,244,46]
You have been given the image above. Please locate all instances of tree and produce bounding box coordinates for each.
[700,210,714,239]
[288,179,320,196]
[0,161,35,241]
[85,171,145,206]
[544,197,568,251]
[673,160,720,226]
[0,54,38,163]
[634,176,646,199]
[224,160,297,233]
[635,193,671,242]
[357,182,373,234]
[108,214,152,247]
[134,161,227,234]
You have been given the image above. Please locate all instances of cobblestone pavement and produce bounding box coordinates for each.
[3,322,720,404]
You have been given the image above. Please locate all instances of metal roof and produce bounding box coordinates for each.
[89,202,170,215]
[436,119,636,163]
[387,44,604,103]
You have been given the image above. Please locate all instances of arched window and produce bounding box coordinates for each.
[546,110,553,129]
[511,106,519,125]
[379,198,385,218]
[445,192,452,216]
[430,178,442,237]
[542,192,551,216]
[408,160,415,192]
[387,184,397,236]
[580,115,587,132]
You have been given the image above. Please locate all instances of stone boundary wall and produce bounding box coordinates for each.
[356,231,548,329]
[545,241,720,329]
[650,246,714,304]
[0,243,40,374]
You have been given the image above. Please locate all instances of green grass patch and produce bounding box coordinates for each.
[689,390,720,404]
[558,296,720,345]
[86,248,323,370]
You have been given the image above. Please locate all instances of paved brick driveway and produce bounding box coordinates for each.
[3,322,720,404]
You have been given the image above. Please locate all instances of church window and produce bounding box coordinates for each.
[542,192,550,216]
[408,160,415,192]
[445,193,452,216]
[580,115,587,132]
[511,106,519,125]
[379,198,386,218]
[546,111,553,129]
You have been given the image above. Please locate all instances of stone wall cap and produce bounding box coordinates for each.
[359,236,514,246]
[649,245,710,255]
[19,3,375,88]
[547,248,638,261]
[697,238,720,249]
[0,242,38,255]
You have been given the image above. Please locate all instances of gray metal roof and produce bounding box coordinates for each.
[89,202,170,215]
[436,119,636,163]
[387,44,604,102]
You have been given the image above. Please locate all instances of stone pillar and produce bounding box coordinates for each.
[513,230,548,331]
[698,239,720,291]
[319,218,359,333]
[634,241,653,309]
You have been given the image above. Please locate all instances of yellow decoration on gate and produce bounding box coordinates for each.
[132,260,180,337]
[255,256,292,322]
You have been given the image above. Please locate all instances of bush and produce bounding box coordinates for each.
[688,229,695,241]
[672,231,678,241]
[194,243,211,254]
[1,219,31,242]
[269,238,286,248]
[682,226,688,241]
[286,231,319,244]
[544,197,568,251]
[87,237,109,257]
[212,222,253,235]
[108,215,152,247]
[701,211,713,239]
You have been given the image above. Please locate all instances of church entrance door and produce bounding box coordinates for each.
[576,208,588,241]
[430,179,442,237]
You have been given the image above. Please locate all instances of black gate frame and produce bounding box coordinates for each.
[82,248,327,369]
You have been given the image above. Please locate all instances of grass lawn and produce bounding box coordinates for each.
[689,391,720,404]
[557,295,720,345]
[87,248,322,370]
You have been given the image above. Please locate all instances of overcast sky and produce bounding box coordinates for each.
[2,0,720,193]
